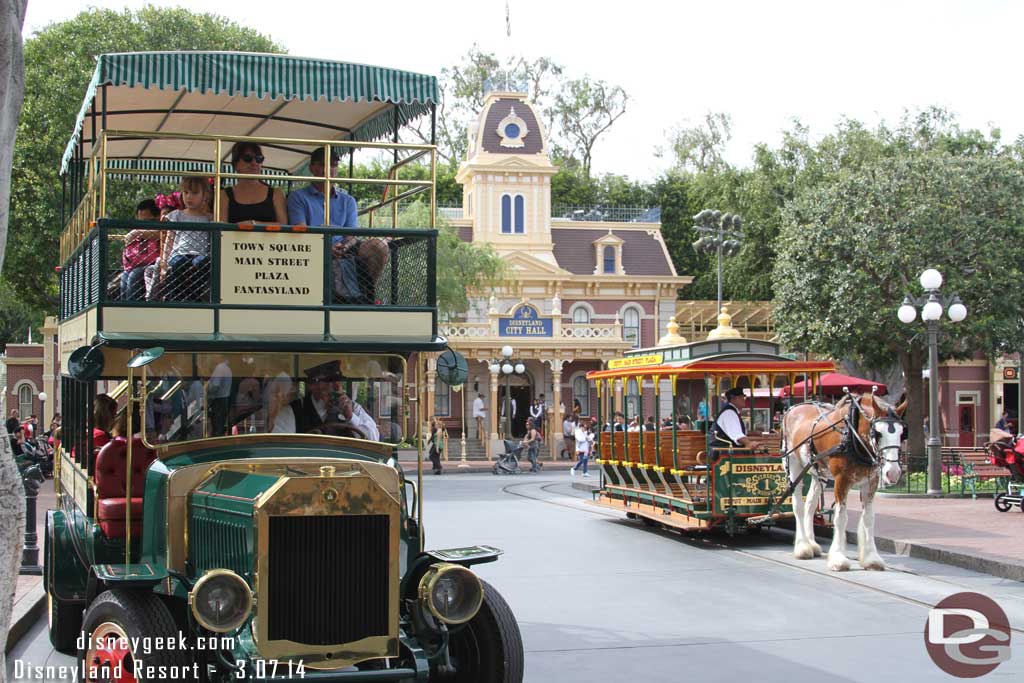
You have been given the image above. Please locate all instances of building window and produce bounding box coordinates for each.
[501,194,525,234]
[623,307,641,348]
[18,385,33,420]
[434,379,450,417]
[501,195,511,233]
[571,306,590,324]
[603,246,615,273]
[572,376,590,416]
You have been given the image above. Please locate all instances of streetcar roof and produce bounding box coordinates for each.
[586,352,834,381]
[60,51,438,175]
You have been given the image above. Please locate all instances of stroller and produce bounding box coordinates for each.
[493,439,523,475]
[986,429,1024,511]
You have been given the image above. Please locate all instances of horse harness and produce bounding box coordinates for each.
[779,396,906,499]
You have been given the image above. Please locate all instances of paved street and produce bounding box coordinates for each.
[9,472,1024,682]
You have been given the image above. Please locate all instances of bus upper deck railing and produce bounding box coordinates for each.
[59,220,437,342]
[61,130,437,262]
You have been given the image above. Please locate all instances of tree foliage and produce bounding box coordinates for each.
[396,201,505,319]
[774,151,1024,454]
[5,8,281,344]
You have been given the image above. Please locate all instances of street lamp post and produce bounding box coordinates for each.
[489,345,525,440]
[898,268,967,495]
[692,209,744,315]
[38,391,47,436]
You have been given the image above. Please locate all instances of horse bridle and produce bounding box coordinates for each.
[869,414,906,469]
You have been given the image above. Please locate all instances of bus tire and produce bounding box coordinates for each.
[445,579,523,683]
[78,589,193,682]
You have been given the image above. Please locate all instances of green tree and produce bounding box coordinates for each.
[6,8,281,344]
[397,201,505,319]
[774,152,1024,457]
[552,78,627,179]
[661,112,733,174]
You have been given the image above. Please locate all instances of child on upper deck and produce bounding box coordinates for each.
[157,176,213,302]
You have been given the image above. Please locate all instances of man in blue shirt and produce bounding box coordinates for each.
[287,148,387,303]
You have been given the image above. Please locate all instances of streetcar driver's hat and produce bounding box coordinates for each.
[724,387,747,399]
[304,360,344,383]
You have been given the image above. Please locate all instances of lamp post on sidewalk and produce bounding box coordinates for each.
[692,209,744,316]
[489,345,525,440]
[898,268,967,495]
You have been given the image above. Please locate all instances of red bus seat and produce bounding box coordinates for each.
[94,436,157,538]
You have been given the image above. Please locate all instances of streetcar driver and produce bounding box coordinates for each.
[711,387,760,451]
[271,360,380,440]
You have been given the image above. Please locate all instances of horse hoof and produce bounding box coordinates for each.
[794,541,816,560]
[861,555,886,571]
[827,553,851,571]
[810,541,823,557]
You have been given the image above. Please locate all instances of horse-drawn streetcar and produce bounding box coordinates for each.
[588,324,907,571]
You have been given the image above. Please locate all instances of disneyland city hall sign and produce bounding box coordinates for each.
[499,304,552,337]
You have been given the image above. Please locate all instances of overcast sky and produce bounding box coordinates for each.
[22,0,1024,181]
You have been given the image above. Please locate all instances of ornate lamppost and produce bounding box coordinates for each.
[898,268,967,495]
[692,209,744,315]
[489,345,525,440]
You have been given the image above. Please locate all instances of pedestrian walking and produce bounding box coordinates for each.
[472,393,487,442]
[521,418,542,472]
[427,416,445,475]
[571,420,594,477]
[561,413,577,459]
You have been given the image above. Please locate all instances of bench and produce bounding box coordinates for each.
[951,448,1011,499]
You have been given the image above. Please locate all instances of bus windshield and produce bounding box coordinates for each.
[103,352,406,445]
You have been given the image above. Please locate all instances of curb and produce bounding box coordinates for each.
[844,530,1024,582]
[6,583,45,654]
[571,481,1024,582]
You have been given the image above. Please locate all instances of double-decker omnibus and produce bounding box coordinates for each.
[47,51,522,682]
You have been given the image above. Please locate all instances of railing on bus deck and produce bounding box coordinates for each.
[60,222,436,320]
[60,130,437,263]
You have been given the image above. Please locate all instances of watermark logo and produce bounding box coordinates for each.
[925,592,1011,678]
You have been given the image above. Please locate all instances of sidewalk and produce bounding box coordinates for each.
[6,479,52,654]
[843,493,1024,581]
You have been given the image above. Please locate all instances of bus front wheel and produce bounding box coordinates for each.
[78,589,192,682]
[444,579,524,683]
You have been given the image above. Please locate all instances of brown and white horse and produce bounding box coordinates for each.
[780,392,907,571]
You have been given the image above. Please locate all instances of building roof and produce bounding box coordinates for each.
[551,228,675,276]
[479,98,545,155]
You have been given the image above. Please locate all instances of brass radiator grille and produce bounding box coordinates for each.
[267,514,390,645]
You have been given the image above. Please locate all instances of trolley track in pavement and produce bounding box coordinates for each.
[499,478,1024,634]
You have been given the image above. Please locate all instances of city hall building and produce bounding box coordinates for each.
[425,91,689,456]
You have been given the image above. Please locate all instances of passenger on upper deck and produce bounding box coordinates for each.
[157,176,214,302]
[287,148,388,304]
[121,199,161,301]
[272,360,380,441]
[219,142,288,224]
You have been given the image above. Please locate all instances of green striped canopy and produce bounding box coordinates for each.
[61,51,438,174]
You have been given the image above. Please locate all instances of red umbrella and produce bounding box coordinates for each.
[778,372,888,399]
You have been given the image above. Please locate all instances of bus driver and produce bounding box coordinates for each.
[272,360,380,440]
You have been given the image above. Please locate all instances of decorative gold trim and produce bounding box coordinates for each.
[417,563,483,625]
[252,468,401,667]
[190,569,254,633]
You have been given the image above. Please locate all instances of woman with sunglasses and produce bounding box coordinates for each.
[219,142,288,224]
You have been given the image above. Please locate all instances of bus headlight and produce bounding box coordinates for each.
[417,563,483,625]
[189,569,253,633]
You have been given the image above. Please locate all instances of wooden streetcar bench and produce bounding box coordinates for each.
[942,446,1012,498]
